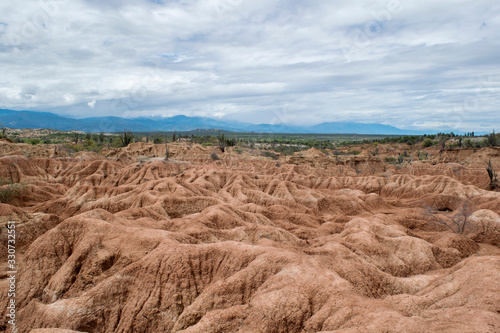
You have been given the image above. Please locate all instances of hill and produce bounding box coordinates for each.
[0,109,428,135]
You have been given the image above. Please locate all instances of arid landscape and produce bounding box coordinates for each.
[2,0,500,331]
[0,137,499,333]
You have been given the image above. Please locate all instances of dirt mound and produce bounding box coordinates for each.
[103,143,215,161]
[0,152,499,332]
[435,147,500,166]
[0,141,61,159]
[296,147,326,157]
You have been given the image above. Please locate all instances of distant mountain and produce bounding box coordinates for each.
[309,122,418,135]
[0,108,432,135]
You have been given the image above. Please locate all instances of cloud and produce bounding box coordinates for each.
[0,0,499,131]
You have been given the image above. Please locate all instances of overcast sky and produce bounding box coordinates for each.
[1,0,499,131]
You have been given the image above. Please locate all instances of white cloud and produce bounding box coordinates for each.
[0,0,499,131]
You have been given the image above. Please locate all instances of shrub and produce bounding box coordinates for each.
[464,139,473,148]
[385,157,397,163]
[0,179,26,203]
[418,150,429,160]
[153,136,163,144]
[261,151,279,160]
[210,152,220,160]
[28,138,40,145]
[487,130,498,147]
[422,138,434,148]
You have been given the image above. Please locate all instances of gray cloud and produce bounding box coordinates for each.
[0,0,499,131]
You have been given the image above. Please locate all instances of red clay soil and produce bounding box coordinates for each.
[0,143,499,333]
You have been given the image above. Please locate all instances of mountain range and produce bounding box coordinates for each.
[0,109,435,135]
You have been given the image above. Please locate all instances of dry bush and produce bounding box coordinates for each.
[487,159,499,190]
[423,199,475,234]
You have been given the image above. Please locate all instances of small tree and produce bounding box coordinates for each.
[99,131,105,143]
[119,129,134,147]
[0,122,6,138]
[165,143,169,160]
[153,136,163,144]
[487,130,498,147]
[423,199,475,234]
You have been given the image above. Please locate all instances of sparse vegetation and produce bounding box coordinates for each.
[261,151,279,160]
[2,127,498,164]
[28,138,40,145]
[217,131,237,153]
[0,178,26,203]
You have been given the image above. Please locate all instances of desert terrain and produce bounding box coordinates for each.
[1,139,499,333]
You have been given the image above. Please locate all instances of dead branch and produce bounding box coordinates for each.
[423,199,475,234]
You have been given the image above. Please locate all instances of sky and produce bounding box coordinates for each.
[0,0,499,131]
